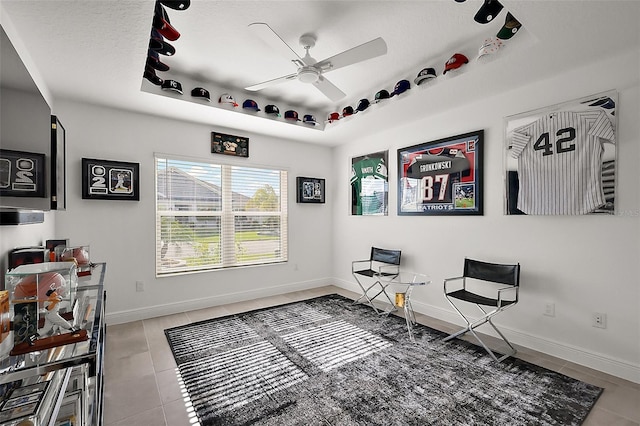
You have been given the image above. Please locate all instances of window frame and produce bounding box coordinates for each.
[155,154,288,277]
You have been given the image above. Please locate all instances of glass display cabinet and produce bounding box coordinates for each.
[0,263,106,425]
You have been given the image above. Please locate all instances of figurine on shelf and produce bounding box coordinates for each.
[40,289,77,336]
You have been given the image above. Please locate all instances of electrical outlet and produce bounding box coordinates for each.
[544,302,555,317]
[136,280,144,292]
[593,312,607,329]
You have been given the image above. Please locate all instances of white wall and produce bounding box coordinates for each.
[51,101,333,324]
[331,48,640,382]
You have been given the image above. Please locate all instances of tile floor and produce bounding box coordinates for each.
[103,286,640,425]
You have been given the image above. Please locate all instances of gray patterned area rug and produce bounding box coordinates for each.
[164,294,602,426]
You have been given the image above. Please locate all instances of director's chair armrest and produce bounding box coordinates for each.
[444,276,466,293]
[377,264,400,276]
[352,259,371,273]
[496,285,519,306]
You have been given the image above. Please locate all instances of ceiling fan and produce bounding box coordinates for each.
[245,23,387,102]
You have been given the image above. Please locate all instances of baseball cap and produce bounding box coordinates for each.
[191,87,210,101]
[478,37,503,59]
[159,0,190,10]
[147,50,169,72]
[265,105,281,116]
[149,29,175,56]
[284,110,301,121]
[342,106,354,117]
[474,0,503,24]
[242,99,260,111]
[374,89,390,103]
[443,53,469,74]
[327,112,340,123]
[303,115,318,125]
[218,93,238,107]
[161,79,183,94]
[414,67,437,85]
[355,99,370,113]
[143,65,163,86]
[391,79,411,97]
[497,12,522,40]
[153,3,180,41]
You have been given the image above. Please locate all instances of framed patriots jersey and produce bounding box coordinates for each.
[398,130,484,216]
[351,150,388,215]
[504,90,618,215]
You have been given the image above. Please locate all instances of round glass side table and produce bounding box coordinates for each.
[376,272,431,342]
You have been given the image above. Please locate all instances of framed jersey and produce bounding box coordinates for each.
[351,151,389,215]
[504,90,618,215]
[398,130,484,216]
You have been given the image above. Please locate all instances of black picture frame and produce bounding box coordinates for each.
[351,150,389,215]
[81,158,140,201]
[0,149,46,198]
[51,115,66,210]
[398,130,484,216]
[296,177,325,203]
[211,132,249,157]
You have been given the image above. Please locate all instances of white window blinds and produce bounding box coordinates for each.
[155,156,288,276]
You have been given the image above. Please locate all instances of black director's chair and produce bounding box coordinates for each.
[352,247,401,315]
[443,258,520,362]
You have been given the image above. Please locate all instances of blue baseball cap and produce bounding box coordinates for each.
[242,99,260,111]
[391,79,411,96]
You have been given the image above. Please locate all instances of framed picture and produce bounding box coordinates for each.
[351,150,389,215]
[0,149,46,198]
[6,381,49,399]
[296,177,325,203]
[398,130,484,216]
[505,90,617,215]
[82,158,140,201]
[211,132,249,157]
[50,115,66,210]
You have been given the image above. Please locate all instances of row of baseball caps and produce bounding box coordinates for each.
[156,82,327,125]
[145,0,189,85]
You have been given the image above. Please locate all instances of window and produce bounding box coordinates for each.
[155,156,288,276]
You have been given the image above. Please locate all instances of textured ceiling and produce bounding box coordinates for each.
[1,0,639,145]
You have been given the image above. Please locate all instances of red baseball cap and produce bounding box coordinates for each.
[443,53,469,74]
[327,112,340,123]
[153,3,180,41]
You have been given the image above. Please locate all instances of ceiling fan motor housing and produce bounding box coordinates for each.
[298,66,320,83]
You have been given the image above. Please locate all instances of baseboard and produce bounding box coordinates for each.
[106,277,333,325]
[334,279,640,384]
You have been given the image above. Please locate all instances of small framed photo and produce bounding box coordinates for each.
[7,381,49,399]
[0,149,46,198]
[0,402,39,422]
[296,177,325,203]
[82,158,140,201]
[398,130,484,216]
[211,132,249,157]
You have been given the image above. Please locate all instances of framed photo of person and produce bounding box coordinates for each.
[505,90,617,215]
[397,130,484,216]
[81,158,140,201]
[351,150,389,215]
[296,177,325,203]
[211,132,249,158]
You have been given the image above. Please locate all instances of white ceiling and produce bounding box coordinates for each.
[1,0,639,146]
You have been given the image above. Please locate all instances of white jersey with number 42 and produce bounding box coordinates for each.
[511,110,614,215]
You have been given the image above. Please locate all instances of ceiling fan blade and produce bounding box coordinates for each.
[315,37,387,72]
[312,76,346,102]
[245,73,298,91]
[248,22,303,66]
